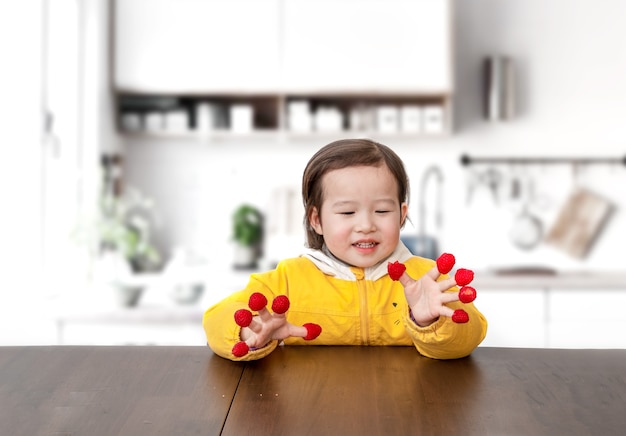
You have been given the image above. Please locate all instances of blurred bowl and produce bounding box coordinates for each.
[170,283,205,305]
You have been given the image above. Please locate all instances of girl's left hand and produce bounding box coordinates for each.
[397,266,459,327]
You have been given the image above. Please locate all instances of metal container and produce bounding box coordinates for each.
[483,56,515,120]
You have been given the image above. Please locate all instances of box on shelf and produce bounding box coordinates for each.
[164,109,189,133]
[120,113,142,132]
[287,100,313,133]
[376,105,400,133]
[230,104,254,133]
[400,105,423,133]
[423,105,445,133]
[195,102,215,132]
[314,106,343,132]
[144,112,164,132]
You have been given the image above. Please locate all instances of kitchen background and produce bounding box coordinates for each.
[1,0,625,347]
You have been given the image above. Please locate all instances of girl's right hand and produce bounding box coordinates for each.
[233,293,321,356]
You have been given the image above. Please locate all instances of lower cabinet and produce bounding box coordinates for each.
[60,321,207,346]
[548,289,626,349]
[477,287,626,349]
[477,289,547,348]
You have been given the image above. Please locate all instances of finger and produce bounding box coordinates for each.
[256,307,273,323]
[287,323,308,338]
[440,305,455,318]
[398,271,415,287]
[438,277,457,291]
[424,264,442,281]
[246,316,263,334]
[441,291,459,304]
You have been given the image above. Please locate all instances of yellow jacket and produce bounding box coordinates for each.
[203,243,488,361]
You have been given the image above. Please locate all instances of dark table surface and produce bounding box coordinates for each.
[2,346,626,435]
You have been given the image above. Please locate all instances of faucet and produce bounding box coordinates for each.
[418,165,444,240]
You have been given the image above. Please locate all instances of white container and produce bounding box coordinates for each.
[423,105,445,133]
[376,105,399,133]
[314,107,343,132]
[288,100,311,115]
[144,111,164,132]
[400,105,422,133]
[164,109,188,132]
[230,104,254,133]
[195,102,215,132]
[289,112,313,133]
[120,113,142,132]
[288,100,313,132]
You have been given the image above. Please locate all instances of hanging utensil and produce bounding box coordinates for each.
[509,176,543,250]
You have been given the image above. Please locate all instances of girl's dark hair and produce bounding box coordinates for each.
[301,138,410,249]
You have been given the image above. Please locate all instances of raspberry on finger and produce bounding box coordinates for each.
[232,341,250,357]
[271,295,290,314]
[458,286,477,304]
[234,309,253,327]
[436,253,456,274]
[451,309,469,323]
[303,323,322,340]
[248,292,268,311]
[455,268,474,286]
[387,261,406,281]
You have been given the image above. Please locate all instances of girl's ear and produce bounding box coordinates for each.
[400,202,409,227]
[309,207,323,235]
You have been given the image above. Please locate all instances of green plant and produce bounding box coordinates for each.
[98,187,161,272]
[232,204,263,247]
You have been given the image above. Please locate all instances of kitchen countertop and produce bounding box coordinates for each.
[473,269,626,290]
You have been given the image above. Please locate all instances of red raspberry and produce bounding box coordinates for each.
[232,341,249,357]
[387,261,406,281]
[234,309,253,327]
[451,309,469,324]
[436,253,456,274]
[271,295,290,314]
[303,323,322,340]
[458,286,477,304]
[248,292,268,311]
[455,268,474,286]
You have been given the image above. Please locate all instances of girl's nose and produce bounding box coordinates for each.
[356,213,376,233]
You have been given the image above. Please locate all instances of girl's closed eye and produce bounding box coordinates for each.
[375,210,391,214]
[339,211,355,215]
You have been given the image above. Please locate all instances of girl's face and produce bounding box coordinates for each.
[309,165,408,268]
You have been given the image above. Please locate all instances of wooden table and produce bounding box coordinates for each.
[0,346,242,435]
[2,346,626,435]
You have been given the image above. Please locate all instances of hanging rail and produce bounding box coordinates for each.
[460,154,626,166]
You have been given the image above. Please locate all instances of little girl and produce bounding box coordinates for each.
[203,138,487,361]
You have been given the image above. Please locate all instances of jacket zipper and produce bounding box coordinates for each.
[353,268,369,345]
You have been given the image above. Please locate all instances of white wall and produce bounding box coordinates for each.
[123,0,626,272]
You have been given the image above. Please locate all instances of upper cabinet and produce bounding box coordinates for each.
[113,0,454,138]
[114,0,281,93]
[282,0,452,93]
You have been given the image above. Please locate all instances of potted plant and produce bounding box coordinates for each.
[98,186,161,274]
[232,204,264,269]
[74,182,161,307]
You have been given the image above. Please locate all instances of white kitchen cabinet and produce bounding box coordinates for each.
[477,289,547,348]
[282,0,452,93]
[114,0,453,138]
[548,289,626,349]
[114,0,281,93]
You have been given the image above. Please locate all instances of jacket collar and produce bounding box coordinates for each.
[302,241,413,281]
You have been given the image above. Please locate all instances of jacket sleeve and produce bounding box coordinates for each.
[402,297,488,359]
[202,274,281,361]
